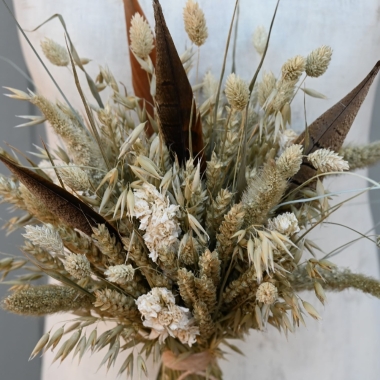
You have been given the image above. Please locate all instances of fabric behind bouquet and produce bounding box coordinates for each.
[13,1,380,379]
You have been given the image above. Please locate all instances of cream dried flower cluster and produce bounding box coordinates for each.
[0,1,379,379]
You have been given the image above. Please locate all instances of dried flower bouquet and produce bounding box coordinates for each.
[1,0,380,378]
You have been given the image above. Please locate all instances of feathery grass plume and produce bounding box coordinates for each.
[194,276,217,313]
[216,203,245,261]
[93,288,137,319]
[105,264,135,285]
[225,73,250,111]
[307,148,349,172]
[242,160,288,226]
[30,96,105,180]
[63,253,91,279]
[305,45,333,77]
[19,184,57,224]
[183,0,208,46]
[269,79,297,113]
[199,249,220,288]
[177,268,198,309]
[281,55,306,81]
[129,13,155,59]
[58,164,91,191]
[0,175,26,210]
[40,38,70,66]
[291,267,380,300]
[2,285,92,316]
[193,300,215,343]
[340,141,380,170]
[256,282,278,304]
[258,71,276,108]
[223,266,257,304]
[276,144,303,178]
[92,224,125,265]
[252,25,268,55]
[278,129,299,155]
[23,224,64,254]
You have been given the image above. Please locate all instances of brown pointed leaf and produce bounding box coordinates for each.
[0,153,121,243]
[290,61,380,190]
[123,0,156,136]
[153,0,205,169]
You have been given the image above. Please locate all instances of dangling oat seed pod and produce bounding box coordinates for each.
[183,0,208,46]
[252,25,268,55]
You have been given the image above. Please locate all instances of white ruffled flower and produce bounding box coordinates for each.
[268,212,300,235]
[104,264,135,285]
[136,287,199,346]
[134,183,181,262]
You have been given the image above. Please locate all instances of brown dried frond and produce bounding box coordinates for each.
[20,184,57,224]
[281,55,306,82]
[130,13,154,59]
[199,249,221,288]
[305,45,333,77]
[194,275,217,313]
[93,288,137,319]
[40,38,69,67]
[242,160,288,226]
[216,203,245,262]
[2,285,92,316]
[183,0,208,46]
[177,268,198,309]
[92,224,125,265]
[193,300,215,343]
[340,141,380,170]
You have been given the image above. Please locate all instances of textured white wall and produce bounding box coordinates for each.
[12,1,380,379]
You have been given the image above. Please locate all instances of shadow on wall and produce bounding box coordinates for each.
[0,1,44,380]
[369,78,380,257]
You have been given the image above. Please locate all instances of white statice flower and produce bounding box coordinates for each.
[136,287,199,346]
[104,264,135,285]
[134,183,181,262]
[268,212,300,235]
[278,129,299,156]
[307,148,349,173]
[23,224,64,254]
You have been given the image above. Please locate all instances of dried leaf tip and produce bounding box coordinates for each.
[225,73,250,111]
[40,38,69,67]
[183,0,208,47]
[130,13,154,59]
[305,45,333,78]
